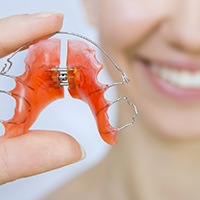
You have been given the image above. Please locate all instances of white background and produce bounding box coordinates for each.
[0,1,116,199]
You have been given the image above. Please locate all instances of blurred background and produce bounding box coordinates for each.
[0,1,116,199]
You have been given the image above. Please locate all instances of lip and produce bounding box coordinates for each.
[135,58,200,100]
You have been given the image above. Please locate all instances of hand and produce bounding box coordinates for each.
[0,13,85,185]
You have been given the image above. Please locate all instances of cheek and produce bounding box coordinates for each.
[97,0,166,51]
[98,2,140,49]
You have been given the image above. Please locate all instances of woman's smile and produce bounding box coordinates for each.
[134,56,200,100]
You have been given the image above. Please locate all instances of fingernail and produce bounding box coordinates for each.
[80,145,86,161]
[32,11,64,18]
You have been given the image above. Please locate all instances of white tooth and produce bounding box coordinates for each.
[178,71,191,88]
[150,65,200,89]
[169,70,179,84]
[193,72,200,87]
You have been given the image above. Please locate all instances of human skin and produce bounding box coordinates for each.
[44,1,200,200]
[0,13,85,185]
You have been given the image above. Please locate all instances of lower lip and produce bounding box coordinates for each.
[136,59,200,100]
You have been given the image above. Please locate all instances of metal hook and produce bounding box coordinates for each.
[0,42,31,75]
[105,96,138,132]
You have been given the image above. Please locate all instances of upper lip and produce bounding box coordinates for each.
[136,54,200,71]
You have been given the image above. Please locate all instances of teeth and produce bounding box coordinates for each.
[150,65,200,89]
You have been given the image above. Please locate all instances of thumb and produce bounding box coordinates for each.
[0,12,64,58]
[0,130,85,185]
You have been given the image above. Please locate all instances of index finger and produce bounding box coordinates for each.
[0,12,64,58]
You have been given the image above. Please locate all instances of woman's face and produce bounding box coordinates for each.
[86,0,200,139]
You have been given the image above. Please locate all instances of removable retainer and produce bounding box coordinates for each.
[0,32,138,145]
